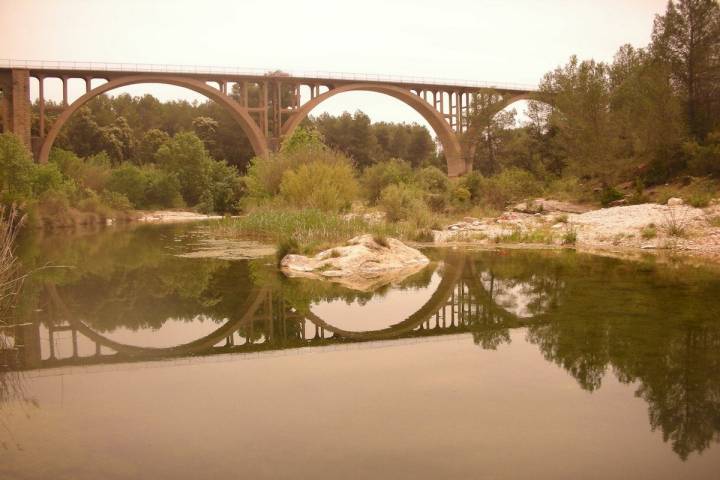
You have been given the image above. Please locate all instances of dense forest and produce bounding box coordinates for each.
[1,0,719,226]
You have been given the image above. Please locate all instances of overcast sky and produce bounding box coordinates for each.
[1,0,670,127]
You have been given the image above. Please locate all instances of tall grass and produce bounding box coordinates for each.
[213,208,418,253]
[0,208,26,406]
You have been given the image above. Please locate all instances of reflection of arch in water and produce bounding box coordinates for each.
[47,284,269,357]
[298,253,531,341]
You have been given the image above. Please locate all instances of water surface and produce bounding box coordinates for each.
[2,223,720,479]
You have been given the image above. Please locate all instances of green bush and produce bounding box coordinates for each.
[415,166,450,194]
[459,168,542,209]
[155,131,211,205]
[599,184,624,207]
[144,168,184,209]
[361,158,414,204]
[379,183,426,222]
[451,186,472,209]
[50,149,111,192]
[0,133,36,205]
[280,158,359,212]
[32,163,67,197]
[101,191,133,211]
[106,164,149,208]
[201,160,242,214]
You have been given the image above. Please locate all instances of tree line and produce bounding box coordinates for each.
[468,0,720,187]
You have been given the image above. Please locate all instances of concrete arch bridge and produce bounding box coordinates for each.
[0,60,544,176]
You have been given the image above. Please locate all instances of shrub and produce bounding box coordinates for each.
[32,163,67,196]
[144,168,184,209]
[101,191,132,212]
[155,131,211,205]
[0,133,36,205]
[641,224,657,239]
[459,168,542,210]
[460,171,485,202]
[106,163,149,208]
[688,192,711,208]
[545,176,587,202]
[451,186,471,209]
[50,149,111,192]
[415,166,450,194]
[361,158,414,204]
[279,158,359,212]
[562,225,577,245]
[379,183,426,222]
[202,160,242,214]
[280,126,326,154]
[599,184,623,207]
[36,190,71,218]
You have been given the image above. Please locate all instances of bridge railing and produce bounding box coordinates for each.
[0,59,538,91]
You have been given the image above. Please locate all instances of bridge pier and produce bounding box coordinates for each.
[0,69,32,151]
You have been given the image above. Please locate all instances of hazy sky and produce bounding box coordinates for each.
[1,0,670,127]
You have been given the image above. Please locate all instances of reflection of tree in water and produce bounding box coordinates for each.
[464,251,565,350]
[476,250,720,460]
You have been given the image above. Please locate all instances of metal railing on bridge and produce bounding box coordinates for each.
[0,59,539,91]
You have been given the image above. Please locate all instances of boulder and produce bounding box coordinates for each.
[667,197,684,206]
[280,234,430,291]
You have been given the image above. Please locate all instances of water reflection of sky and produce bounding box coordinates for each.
[310,272,442,332]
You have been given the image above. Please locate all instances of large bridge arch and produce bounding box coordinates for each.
[463,92,555,165]
[37,75,269,164]
[281,83,466,177]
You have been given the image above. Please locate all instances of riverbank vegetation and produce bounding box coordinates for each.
[1,1,719,240]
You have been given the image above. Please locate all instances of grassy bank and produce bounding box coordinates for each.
[212,208,434,254]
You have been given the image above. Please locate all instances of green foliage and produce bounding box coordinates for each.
[415,166,450,194]
[361,158,414,204]
[0,133,36,205]
[281,126,326,154]
[641,224,658,239]
[276,237,300,266]
[155,131,211,205]
[101,191,133,212]
[144,168,185,209]
[378,184,426,222]
[279,158,359,212]
[600,184,624,207]
[684,132,720,177]
[460,168,543,209]
[106,164,148,208]
[215,208,410,252]
[562,225,577,245]
[199,160,241,214]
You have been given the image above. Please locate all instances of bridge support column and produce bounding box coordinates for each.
[0,69,32,151]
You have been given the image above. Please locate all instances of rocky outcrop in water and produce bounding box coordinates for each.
[280,234,430,291]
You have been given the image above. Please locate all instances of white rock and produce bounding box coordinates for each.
[280,234,430,291]
[667,197,684,206]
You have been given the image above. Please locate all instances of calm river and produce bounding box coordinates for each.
[1,222,719,479]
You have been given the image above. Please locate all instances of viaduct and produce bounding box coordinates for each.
[0,60,540,176]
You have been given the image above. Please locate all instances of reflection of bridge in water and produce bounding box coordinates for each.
[3,255,542,371]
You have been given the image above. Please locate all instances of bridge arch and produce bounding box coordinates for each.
[281,83,466,177]
[37,75,269,164]
[463,92,555,166]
